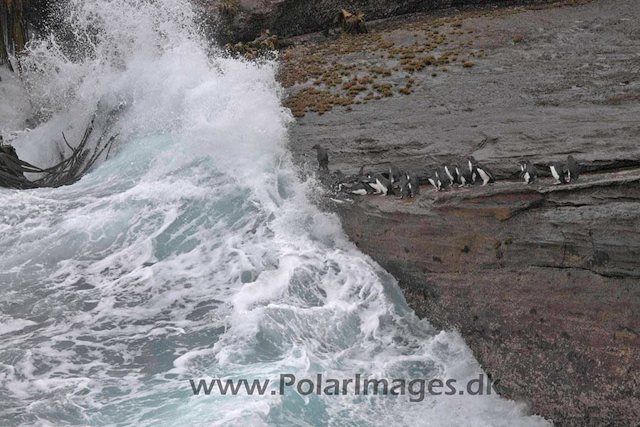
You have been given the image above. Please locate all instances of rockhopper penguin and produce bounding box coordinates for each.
[426,171,440,191]
[367,173,393,196]
[389,165,403,187]
[349,182,375,195]
[444,165,458,187]
[439,168,453,190]
[549,162,566,185]
[518,160,537,184]
[405,171,420,197]
[467,156,480,184]
[455,164,472,187]
[566,155,580,183]
[469,156,495,186]
[398,174,411,199]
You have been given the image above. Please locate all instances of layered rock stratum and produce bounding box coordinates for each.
[283,0,640,425]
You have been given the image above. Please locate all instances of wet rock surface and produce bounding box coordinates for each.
[286,0,640,425]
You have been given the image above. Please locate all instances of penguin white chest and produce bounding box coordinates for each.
[524,172,530,184]
[434,173,443,189]
[478,168,490,185]
[550,166,560,182]
[445,167,454,182]
[352,188,367,195]
[375,179,387,195]
[469,164,477,182]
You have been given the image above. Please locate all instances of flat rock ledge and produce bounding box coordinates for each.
[331,169,640,426]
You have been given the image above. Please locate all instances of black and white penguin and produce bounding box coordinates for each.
[331,170,347,191]
[367,173,393,196]
[405,171,420,197]
[518,160,537,184]
[477,166,496,186]
[356,165,371,183]
[444,165,458,187]
[389,165,403,187]
[349,182,375,195]
[426,171,440,191]
[468,156,495,186]
[566,155,580,183]
[455,164,472,187]
[549,162,566,185]
[438,168,453,189]
[398,174,411,199]
[468,156,479,184]
[311,144,329,171]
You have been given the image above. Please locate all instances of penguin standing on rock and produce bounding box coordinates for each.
[549,162,566,185]
[367,173,393,196]
[398,174,411,199]
[467,156,479,184]
[389,165,403,187]
[406,171,420,197]
[444,165,458,188]
[311,144,329,171]
[439,167,453,190]
[455,164,472,187]
[468,156,495,186]
[566,155,580,183]
[331,170,347,191]
[477,166,496,186]
[426,171,440,191]
[518,160,537,184]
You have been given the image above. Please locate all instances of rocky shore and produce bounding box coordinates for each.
[283,0,640,425]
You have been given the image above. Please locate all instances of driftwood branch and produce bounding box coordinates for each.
[0,116,118,189]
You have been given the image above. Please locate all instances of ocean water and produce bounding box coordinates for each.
[0,1,550,425]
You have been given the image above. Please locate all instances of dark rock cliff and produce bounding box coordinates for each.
[199,0,557,43]
[285,0,640,424]
[332,171,639,425]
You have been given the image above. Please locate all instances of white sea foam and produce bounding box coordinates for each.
[0,0,550,425]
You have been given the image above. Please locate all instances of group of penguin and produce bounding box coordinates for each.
[516,155,580,185]
[311,144,580,198]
